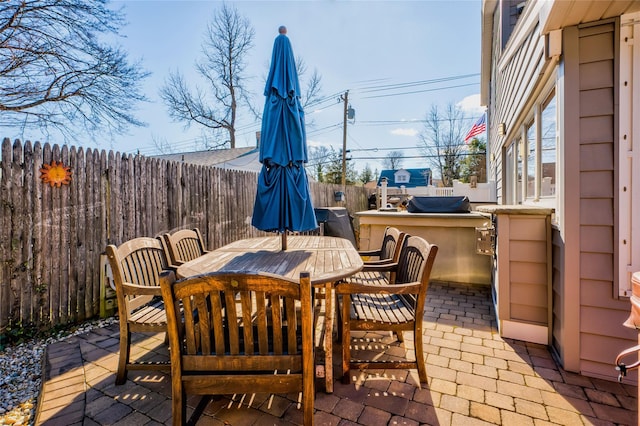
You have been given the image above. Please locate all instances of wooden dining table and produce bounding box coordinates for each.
[176,234,364,393]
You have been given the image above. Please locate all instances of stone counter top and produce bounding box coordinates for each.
[356,209,489,219]
[475,205,554,215]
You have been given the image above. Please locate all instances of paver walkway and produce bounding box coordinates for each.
[35,281,638,425]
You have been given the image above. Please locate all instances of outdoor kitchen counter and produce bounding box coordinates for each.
[356,209,493,285]
[475,204,554,345]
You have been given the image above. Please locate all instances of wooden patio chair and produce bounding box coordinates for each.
[161,228,209,268]
[160,270,315,426]
[336,235,438,384]
[358,226,407,266]
[105,236,172,385]
[336,227,407,334]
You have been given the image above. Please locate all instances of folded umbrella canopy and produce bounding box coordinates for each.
[252,27,318,249]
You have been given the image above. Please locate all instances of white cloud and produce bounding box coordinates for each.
[457,93,485,116]
[390,128,418,137]
[306,139,324,148]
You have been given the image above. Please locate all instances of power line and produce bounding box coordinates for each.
[355,116,481,126]
[350,146,420,152]
[357,73,480,93]
[350,152,486,160]
[360,82,480,100]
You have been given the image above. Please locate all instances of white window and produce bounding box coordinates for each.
[394,171,409,184]
[516,137,524,203]
[540,90,557,197]
[525,120,536,199]
[505,142,515,204]
[503,84,557,210]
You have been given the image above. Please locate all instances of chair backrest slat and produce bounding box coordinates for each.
[271,295,284,355]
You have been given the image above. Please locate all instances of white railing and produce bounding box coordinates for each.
[433,187,454,196]
[378,180,497,206]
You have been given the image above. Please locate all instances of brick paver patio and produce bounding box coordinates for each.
[35,281,638,425]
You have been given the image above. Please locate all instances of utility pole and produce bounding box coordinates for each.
[341,90,349,188]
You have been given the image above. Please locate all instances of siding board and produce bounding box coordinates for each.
[510,262,548,284]
[579,30,615,62]
[580,307,635,340]
[581,253,614,281]
[580,198,614,225]
[509,241,547,262]
[580,88,615,117]
[579,60,615,89]
[510,217,547,239]
[580,170,614,197]
[580,143,614,170]
[579,115,614,143]
[581,279,634,310]
[511,281,548,307]
[580,225,614,252]
[510,303,547,324]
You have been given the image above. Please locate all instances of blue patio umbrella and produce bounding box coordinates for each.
[252,27,318,250]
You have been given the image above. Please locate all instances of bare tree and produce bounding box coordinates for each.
[152,134,173,154]
[383,151,404,170]
[160,3,255,149]
[295,58,323,110]
[0,0,149,140]
[418,104,467,187]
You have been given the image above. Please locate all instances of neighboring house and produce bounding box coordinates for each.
[482,0,640,382]
[376,168,432,190]
[154,147,262,172]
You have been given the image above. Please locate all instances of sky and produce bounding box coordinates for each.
[14,0,485,174]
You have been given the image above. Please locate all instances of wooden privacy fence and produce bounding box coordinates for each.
[0,138,368,331]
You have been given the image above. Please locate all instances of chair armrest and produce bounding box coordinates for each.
[166,261,183,271]
[121,282,163,296]
[335,281,421,295]
[361,262,399,272]
[363,258,395,266]
[358,249,381,257]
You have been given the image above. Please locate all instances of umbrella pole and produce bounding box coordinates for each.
[281,231,287,251]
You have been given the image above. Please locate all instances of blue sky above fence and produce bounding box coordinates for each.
[10,0,484,174]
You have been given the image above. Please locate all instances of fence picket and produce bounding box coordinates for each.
[59,145,71,324]
[0,139,14,331]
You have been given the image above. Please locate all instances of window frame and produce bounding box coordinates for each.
[503,79,558,212]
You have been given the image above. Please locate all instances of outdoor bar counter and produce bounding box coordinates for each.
[356,209,493,285]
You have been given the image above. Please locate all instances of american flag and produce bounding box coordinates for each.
[464,113,486,143]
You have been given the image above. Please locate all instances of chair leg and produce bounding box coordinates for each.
[336,294,342,341]
[341,296,352,384]
[302,385,315,425]
[414,327,428,384]
[173,383,185,426]
[116,328,130,385]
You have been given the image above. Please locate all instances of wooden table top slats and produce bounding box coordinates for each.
[177,236,363,286]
